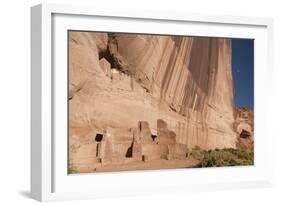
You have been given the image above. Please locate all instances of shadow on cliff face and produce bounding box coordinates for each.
[236,131,254,151]
[125,144,133,158]
[98,33,130,74]
[68,31,244,173]
[188,38,214,94]
[98,47,115,67]
[240,129,251,139]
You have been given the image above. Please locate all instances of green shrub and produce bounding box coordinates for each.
[68,167,77,174]
[190,146,205,160]
[193,147,254,167]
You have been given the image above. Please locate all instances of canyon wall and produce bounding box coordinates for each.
[235,108,254,151]
[68,32,237,171]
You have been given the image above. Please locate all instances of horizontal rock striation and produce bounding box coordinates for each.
[68,31,237,172]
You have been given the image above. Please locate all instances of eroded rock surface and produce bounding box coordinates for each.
[68,32,238,173]
[235,108,254,151]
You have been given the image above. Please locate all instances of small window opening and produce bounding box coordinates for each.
[152,134,157,141]
[95,133,103,142]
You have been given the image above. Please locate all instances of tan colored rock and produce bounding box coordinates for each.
[97,139,112,165]
[141,144,169,160]
[132,141,142,160]
[157,119,177,145]
[138,121,153,144]
[168,144,189,160]
[235,108,254,150]
[99,58,111,76]
[68,31,240,173]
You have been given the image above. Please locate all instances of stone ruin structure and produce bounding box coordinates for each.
[235,108,254,151]
[96,119,188,165]
[68,31,241,172]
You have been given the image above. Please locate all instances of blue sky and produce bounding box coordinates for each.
[231,39,254,109]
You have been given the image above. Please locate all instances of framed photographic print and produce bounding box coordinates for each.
[31,3,274,201]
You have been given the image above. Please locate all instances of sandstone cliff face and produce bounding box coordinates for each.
[68,31,237,171]
[235,108,254,150]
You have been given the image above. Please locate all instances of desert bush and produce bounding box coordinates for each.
[190,146,205,160]
[68,167,77,174]
[194,147,254,167]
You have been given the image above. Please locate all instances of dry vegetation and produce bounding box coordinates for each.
[191,146,254,167]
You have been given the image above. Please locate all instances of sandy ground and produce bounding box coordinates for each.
[73,157,200,174]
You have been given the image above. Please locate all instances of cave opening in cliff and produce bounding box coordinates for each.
[68,31,255,174]
[240,129,251,139]
[95,133,103,142]
[151,134,157,141]
[98,48,116,69]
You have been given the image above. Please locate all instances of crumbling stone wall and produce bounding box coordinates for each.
[94,119,189,164]
[68,32,237,172]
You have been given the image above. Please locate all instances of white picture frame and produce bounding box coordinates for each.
[31,3,274,202]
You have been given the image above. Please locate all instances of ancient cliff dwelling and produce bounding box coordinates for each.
[68,31,254,173]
